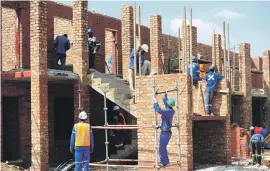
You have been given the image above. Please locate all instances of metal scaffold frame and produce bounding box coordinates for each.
[90,80,183,170]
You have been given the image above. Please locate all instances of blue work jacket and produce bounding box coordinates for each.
[70,121,94,151]
[187,63,201,81]
[153,97,175,132]
[129,49,145,70]
[205,71,224,91]
[249,134,265,150]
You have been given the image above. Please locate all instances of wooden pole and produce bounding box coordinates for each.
[190,8,193,85]
[184,7,187,72]
[138,5,141,76]
[223,21,227,79]
[232,45,236,91]
[212,30,215,66]
[133,3,137,99]
[227,23,231,82]
[168,36,171,74]
[178,27,181,73]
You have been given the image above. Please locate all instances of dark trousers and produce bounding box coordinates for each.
[115,130,124,145]
[89,53,96,69]
[159,131,172,165]
[55,53,66,70]
[251,140,262,164]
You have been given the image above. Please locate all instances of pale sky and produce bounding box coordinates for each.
[56,1,270,57]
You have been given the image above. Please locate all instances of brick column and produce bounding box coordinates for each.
[239,43,252,128]
[212,34,223,73]
[30,1,48,170]
[181,24,197,72]
[150,15,163,74]
[72,0,89,121]
[263,50,270,129]
[121,6,133,80]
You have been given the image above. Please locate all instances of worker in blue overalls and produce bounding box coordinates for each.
[70,111,94,171]
[204,65,224,115]
[153,93,175,168]
[249,126,265,165]
[187,56,201,84]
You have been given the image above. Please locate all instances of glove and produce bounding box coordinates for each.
[153,98,157,104]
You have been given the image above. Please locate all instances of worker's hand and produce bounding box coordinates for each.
[70,148,73,154]
[153,98,157,104]
[91,148,94,153]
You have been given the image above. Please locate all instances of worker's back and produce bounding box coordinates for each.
[205,71,224,90]
[55,35,70,54]
[187,63,200,81]
[74,122,91,147]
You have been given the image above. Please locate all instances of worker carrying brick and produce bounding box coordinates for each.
[54,34,70,70]
[70,111,94,171]
[249,126,265,165]
[204,65,224,115]
[88,28,101,69]
[153,93,175,168]
[187,56,202,84]
[112,105,126,148]
[129,44,151,90]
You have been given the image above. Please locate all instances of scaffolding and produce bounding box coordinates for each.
[90,79,183,170]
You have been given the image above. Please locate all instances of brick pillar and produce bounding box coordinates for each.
[212,34,222,73]
[263,50,270,129]
[239,43,252,128]
[121,6,133,80]
[150,15,163,74]
[30,1,48,170]
[181,24,197,72]
[72,0,89,121]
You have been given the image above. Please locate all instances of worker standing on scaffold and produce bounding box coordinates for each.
[204,65,224,116]
[187,56,202,84]
[153,93,175,168]
[70,111,94,171]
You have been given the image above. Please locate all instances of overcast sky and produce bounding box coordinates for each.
[56,1,270,57]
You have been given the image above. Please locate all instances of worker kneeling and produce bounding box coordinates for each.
[153,93,175,168]
[70,111,94,171]
[204,65,224,115]
[187,56,202,84]
[249,126,265,165]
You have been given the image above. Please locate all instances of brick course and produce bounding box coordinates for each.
[263,50,270,130]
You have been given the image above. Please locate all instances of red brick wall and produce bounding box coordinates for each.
[252,73,263,89]
[136,74,193,170]
[252,56,262,71]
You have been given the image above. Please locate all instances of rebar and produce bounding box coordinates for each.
[212,30,215,66]
[227,23,231,82]
[175,80,182,171]
[152,77,159,171]
[223,21,227,79]
[189,8,193,85]
[138,5,142,76]
[232,45,236,91]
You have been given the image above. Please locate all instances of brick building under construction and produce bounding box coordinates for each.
[1,1,270,171]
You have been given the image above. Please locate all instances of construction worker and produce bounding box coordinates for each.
[153,93,175,168]
[54,33,70,70]
[70,111,94,171]
[204,65,224,115]
[249,126,265,165]
[187,56,201,84]
[112,105,126,148]
[88,28,101,69]
[128,44,151,90]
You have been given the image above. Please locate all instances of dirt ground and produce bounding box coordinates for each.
[0,163,25,171]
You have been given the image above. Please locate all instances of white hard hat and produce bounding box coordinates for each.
[141,44,149,53]
[113,105,120,111]
[79,111,88,120]
[249,126,254,131]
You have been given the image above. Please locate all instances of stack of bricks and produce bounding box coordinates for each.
[136,74,193,171]
[263,50,270,130]
[239,43,252,128]
[30,1,48,170]
[72,0,89,121]
[180,24,197,71]
[212,34,223,73]
[150,15,163,74]
[121,6,134,80]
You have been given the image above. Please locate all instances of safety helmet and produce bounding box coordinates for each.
[141,44,149,53]
[166,98,175,107]
[113,105,120,111]
[79,111,88,120]
[209,65,215,71]
[192,56,197,61]
[88,28,93,33]
[249,126,254,131]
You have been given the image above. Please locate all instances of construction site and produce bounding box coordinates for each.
[1,0,270,171]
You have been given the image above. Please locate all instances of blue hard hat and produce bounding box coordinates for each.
[88,28,93,33]
[192,56,197,61]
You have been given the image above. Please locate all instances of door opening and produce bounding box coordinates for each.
[252,98,263,127]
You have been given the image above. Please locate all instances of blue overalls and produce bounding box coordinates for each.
[249,134,265,164]
[154,97,175,165]
[129,49,145,70]
[70,122,94,171]
[187,62,201,83]
[204,71,224,115]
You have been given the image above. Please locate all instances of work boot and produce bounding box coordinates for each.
[252,155,257,165]
[257,156,262,165]
[158,162,170,168]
